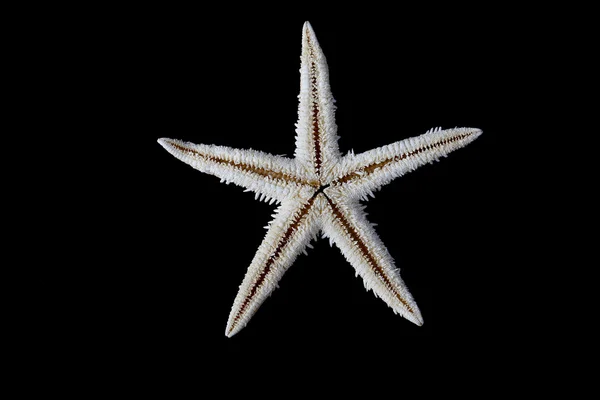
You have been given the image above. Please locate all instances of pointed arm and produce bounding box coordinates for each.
[320,195,423,325]
[158,138,316,203]
[225,196,323,337]
[294,22,341,182]
[329,127,482,200]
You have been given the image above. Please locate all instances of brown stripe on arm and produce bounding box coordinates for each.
[307,34,323,178]
[332,131,477,186]
[170,143,315,186]
[324,196,416,315]
[228,195,318,333]
[311,63,322,177]
[334,158,397,185]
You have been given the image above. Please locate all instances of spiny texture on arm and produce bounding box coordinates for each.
[225,196,323,337]
[158,138,315,204]
[329,127,482,201]
[294,22,341,183]
[321,195,423,325]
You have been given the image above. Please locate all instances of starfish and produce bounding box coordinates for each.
[158,21,482,337]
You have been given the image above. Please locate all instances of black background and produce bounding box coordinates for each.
[90,10,516,373]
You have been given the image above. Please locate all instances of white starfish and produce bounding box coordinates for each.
[158,21,482,337]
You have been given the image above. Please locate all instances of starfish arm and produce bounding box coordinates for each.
[294,22,341,183]
[320,195,423,325]
[158,138,316,203]
[225,195,323,337]
[329,127,482,200]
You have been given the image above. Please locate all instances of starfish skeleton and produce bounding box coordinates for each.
[158,22,482,337]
